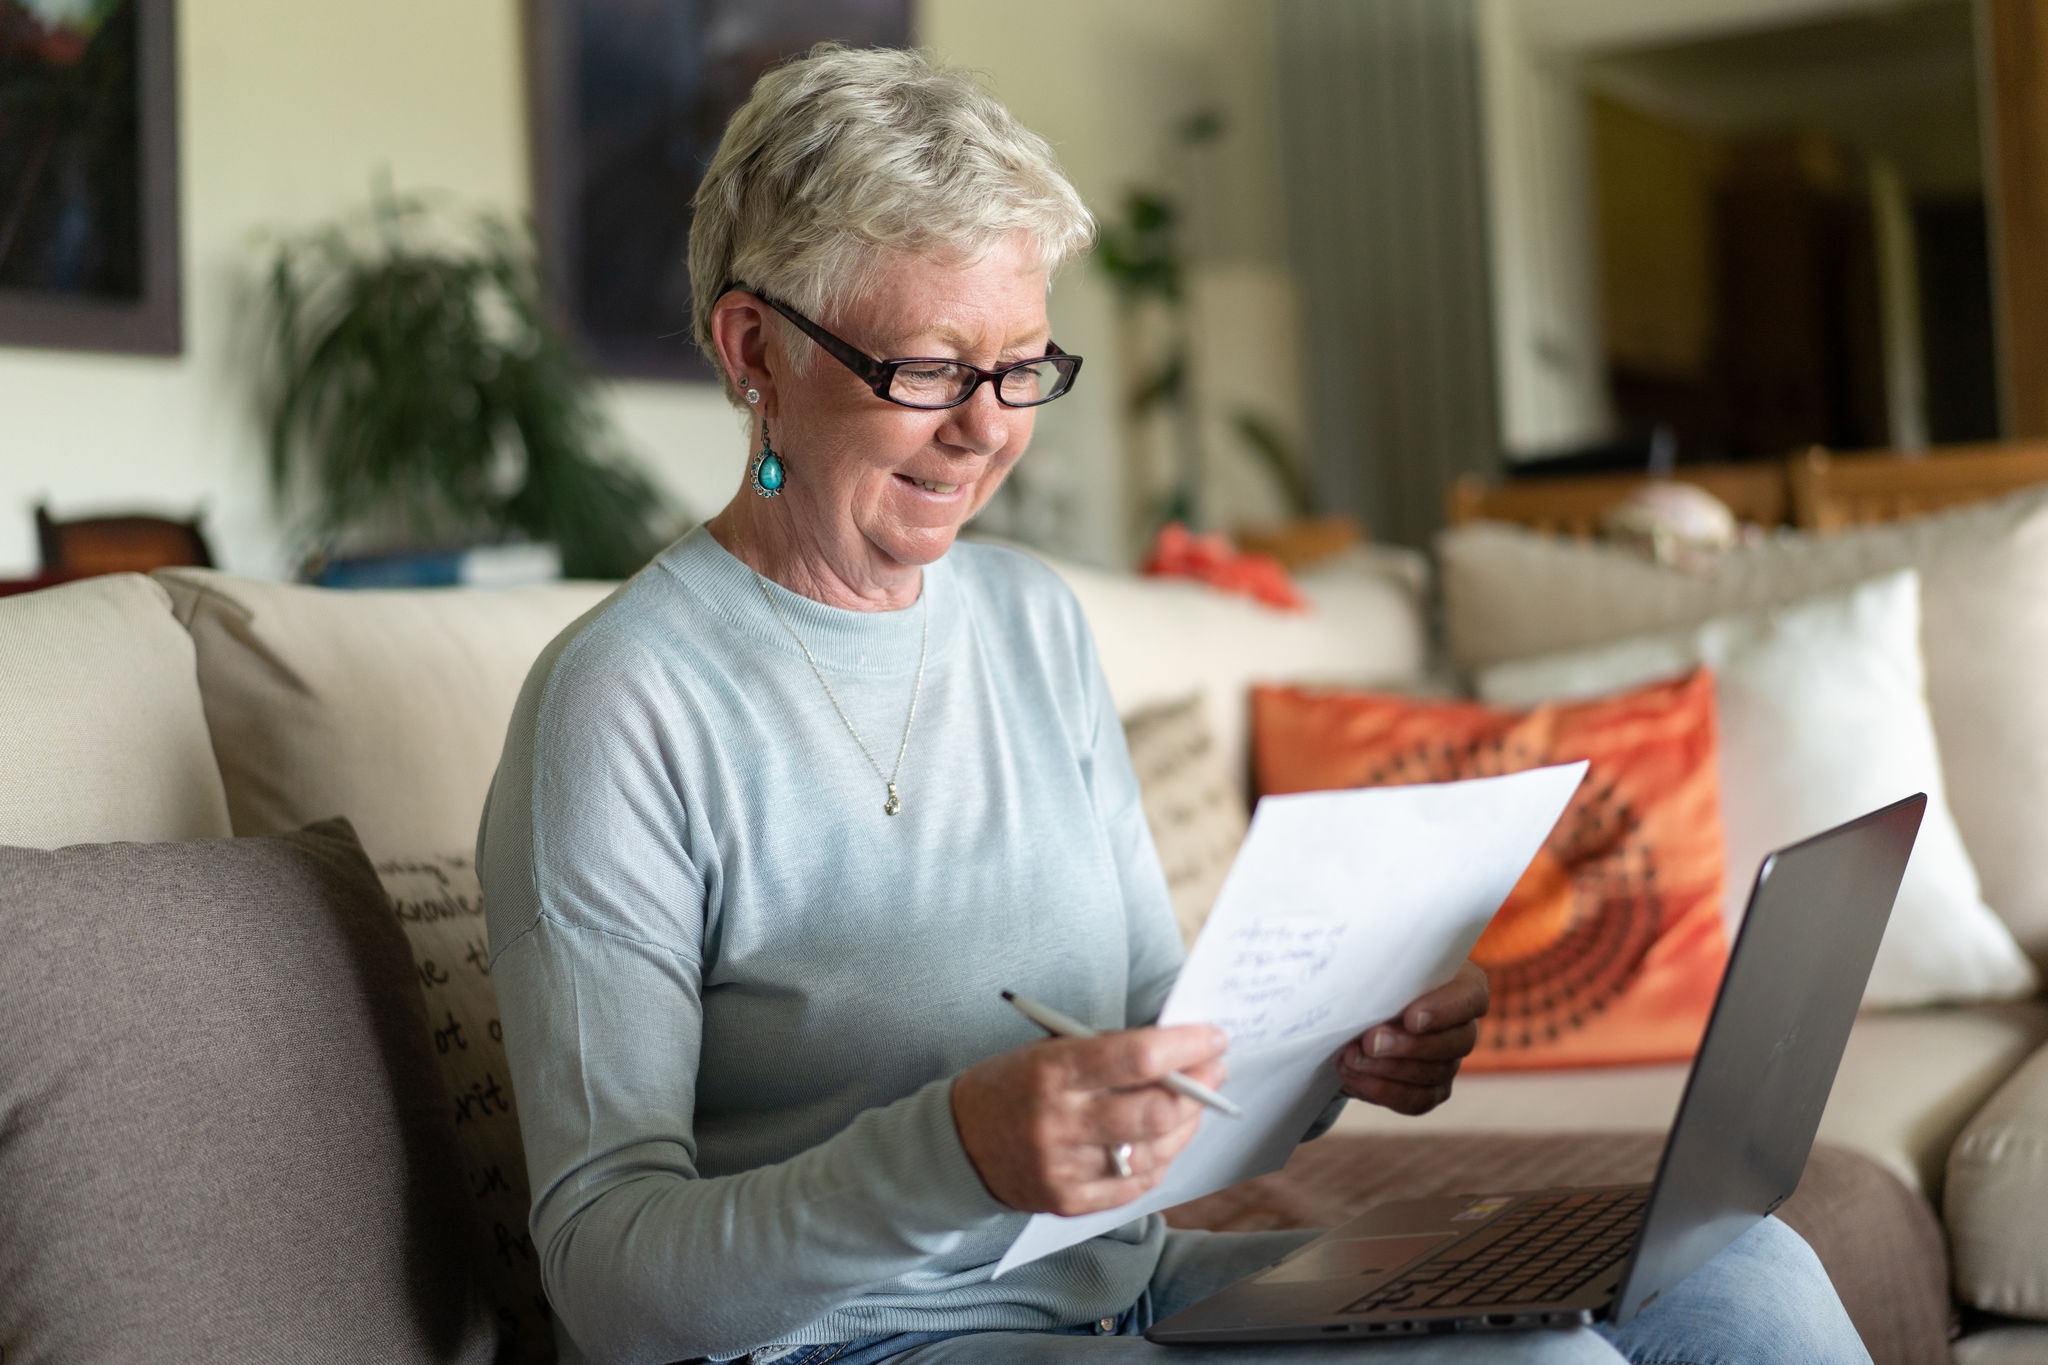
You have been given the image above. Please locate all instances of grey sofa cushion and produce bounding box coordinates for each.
[0,820,495,1364]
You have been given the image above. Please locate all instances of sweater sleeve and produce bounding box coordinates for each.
[479,647,1012,1365]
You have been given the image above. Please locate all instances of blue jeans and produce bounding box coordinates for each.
[750,1217,1871,1364]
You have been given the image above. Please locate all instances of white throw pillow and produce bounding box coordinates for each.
[1480,571,2038,1008]
[1439,488,2048,969]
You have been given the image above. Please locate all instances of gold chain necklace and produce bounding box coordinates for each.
[754,572,929,817]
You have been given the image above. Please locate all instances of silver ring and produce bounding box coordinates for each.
[1109,1142,1134,1179]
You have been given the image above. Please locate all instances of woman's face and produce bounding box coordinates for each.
[761,234,1049,580]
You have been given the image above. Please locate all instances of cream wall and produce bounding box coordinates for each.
[923,0,1307,555]
[1478,0,1959,461]
[1479,0,1615,459]
[0,1,1296,577]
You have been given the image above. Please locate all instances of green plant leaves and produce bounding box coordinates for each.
[1094,190,1184,305]
[261,185,675,580]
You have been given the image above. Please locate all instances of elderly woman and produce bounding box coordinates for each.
[478,44,1869,1365]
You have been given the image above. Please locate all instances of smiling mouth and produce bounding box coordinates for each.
[902,476,962,494]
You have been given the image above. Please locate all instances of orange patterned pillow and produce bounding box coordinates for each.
[1251,670,1728,1071]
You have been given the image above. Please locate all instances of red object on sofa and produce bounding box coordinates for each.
[1141,521,1307,611]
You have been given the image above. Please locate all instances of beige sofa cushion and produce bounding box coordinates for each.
[1047,546,1431,792]
[1329,1001,2048,1198]
[157,569,615,861]
[1952,1325,2048,1363]
[0,573,230,847]
[1439,492,2048,965]
[1948,1042,2048,1318]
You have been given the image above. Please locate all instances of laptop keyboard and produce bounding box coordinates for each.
[1341,1187,1648,1316]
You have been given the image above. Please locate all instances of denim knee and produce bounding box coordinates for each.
[1599,1217,1870,1365]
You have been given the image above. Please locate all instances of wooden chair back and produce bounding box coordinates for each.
[1789,442,2048,531]
[35,504,214,578]
[1445,463,1791,539]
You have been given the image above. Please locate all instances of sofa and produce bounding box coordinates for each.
[0,513,2042,1362]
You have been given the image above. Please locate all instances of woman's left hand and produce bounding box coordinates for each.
[1336,961,1489,1116]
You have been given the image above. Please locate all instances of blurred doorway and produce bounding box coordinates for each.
[1590,1,1992,461]
[1482,0,1996,469]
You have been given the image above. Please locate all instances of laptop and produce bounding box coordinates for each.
[1146,793,1926,1345]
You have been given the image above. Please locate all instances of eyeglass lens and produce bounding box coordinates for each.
[886,358,1072,409]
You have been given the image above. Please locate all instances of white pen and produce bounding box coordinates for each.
[1002,990,1244,1118]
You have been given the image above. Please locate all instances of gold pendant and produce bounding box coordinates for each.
[884,782,901,816]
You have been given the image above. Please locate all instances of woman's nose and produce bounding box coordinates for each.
[941,381,1015,456]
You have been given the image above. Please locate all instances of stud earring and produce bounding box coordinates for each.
[740,376,761,405]
[749,419,785,498]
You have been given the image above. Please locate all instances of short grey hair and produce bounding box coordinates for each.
[689,44,1094,395]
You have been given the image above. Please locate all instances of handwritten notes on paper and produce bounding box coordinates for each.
[996,763,1586,1277]
[1198,918,1349,1051]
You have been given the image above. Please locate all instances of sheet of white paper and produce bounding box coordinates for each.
[995,762,1587,1277]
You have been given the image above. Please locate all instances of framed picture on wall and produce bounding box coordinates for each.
[0,0,181,355]
[527,0,911,381]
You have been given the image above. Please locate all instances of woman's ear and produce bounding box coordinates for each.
[709,290,775,407]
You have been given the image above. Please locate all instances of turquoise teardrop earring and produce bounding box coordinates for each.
[749,417,785,498]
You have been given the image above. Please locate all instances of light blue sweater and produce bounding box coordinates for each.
[477,527,1189,1364]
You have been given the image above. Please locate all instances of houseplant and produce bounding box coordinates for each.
[260,186,674,581]
[1093,110,1316,541]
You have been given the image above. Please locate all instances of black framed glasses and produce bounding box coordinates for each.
[728,284,1083,410]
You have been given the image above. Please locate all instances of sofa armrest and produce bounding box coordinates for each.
[1947,1039,2048,1319]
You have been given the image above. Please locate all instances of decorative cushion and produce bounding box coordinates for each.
[1122,693,1250,945]
[1480,571,2036,1008]
[1437,489,2048,966]
[1045,545,1431,795]
[0,573,230,847]
[156,568,615,860]
[377,853,553,1361]
[1252,671,1729,1070]
[0,820,494,1362]
[1948,1041,2048,1319]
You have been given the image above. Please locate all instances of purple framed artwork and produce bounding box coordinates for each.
[526,0,911,381]
[0,0,180,354]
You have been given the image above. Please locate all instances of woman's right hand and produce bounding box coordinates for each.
[950,1025,1230,1216]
